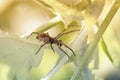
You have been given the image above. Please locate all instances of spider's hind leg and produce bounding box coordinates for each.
[58,46,70,60]
[62,43,76,56]
[50,44,55,53]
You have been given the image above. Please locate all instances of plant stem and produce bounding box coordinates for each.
[35,14,64,32]
[71,1,119,80]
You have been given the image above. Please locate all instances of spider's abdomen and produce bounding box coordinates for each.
[53,39,62,47]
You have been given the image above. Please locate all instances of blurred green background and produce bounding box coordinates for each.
[0,0,120,80]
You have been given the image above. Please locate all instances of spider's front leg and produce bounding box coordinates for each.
[50,44,55,53]
[27,32,39,39]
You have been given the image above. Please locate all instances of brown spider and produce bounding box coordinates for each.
[28,28,79,59]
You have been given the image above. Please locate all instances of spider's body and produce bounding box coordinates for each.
[28,29,79,59]
[36,33,62,47]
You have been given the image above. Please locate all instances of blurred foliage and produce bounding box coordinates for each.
[0,0,120,80]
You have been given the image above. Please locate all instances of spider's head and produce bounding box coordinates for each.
[36,33,50,42]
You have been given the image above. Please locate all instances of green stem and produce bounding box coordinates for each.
[71,1,119,80]
[34,15,64,32]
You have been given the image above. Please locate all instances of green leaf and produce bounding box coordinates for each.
[87,0,92,4]
[0,30,43,80]
[100,38,113,63]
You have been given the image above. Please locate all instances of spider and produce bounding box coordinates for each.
[28,28,79,59]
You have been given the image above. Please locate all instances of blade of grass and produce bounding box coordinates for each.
[93,47,99,69]
[100,38,113,62]
[71,0,119,80]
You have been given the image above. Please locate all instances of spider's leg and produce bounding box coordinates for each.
[50,44,55,53]
[35,43,46,55]
[58,46,70,59]
[62,43,76,56]
[55,29,66,39]
[55,29,80,39]
[27,32,39,39]
[55,26,76,39]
